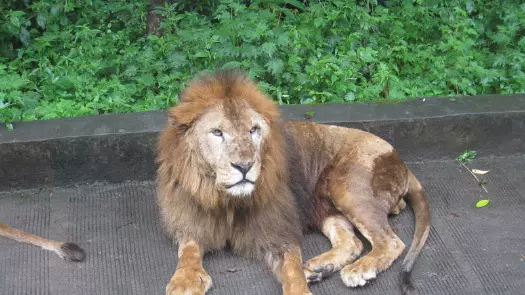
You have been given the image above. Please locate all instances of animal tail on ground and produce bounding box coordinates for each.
[0,221,85,262]
[401,171,430,295]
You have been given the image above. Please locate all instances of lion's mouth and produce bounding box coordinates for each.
[225,179,254,189]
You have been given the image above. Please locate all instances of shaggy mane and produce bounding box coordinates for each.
[168,70,280,129]
[157,69,288,210]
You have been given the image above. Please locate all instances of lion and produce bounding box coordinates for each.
[0,222,85,261]
[156,70,430,295]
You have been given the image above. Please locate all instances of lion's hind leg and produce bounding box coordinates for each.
[303,214,364,283]
[329,190,406,288]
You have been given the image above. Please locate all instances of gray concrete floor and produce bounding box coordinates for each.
[1,155,525,295]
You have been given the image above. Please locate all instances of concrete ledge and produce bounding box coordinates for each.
[1,94,524,190]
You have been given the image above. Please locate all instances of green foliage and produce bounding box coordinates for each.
[1,0,525,125]
[456,150,477,163]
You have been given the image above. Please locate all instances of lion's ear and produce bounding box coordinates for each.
[167,105,189,129]
[167,102,203,131]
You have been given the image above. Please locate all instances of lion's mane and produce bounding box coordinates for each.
[156,70,302,259]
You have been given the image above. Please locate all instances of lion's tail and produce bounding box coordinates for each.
[401,171,430,295]
[0,222,85,262]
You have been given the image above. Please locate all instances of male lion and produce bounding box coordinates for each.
[0,222,85,261]
[156,70,430,295]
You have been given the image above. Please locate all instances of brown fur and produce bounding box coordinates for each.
[157,71,302,259]
[156,70,430,295]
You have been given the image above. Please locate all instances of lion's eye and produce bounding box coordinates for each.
[250,126,259,134]
[212,129,223,137]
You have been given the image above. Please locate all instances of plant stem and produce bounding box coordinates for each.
[461,163,488,193]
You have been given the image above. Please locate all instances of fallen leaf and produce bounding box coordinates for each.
[478,179,488,185]
[476,199,490,208]
[450,212,459,217]
[472,169,489,175]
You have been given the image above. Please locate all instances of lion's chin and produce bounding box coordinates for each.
[225,182,255,197]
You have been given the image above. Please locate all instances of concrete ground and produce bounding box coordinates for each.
[1,155,525,295]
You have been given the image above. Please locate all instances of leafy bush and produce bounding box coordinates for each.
[1,0,525,126]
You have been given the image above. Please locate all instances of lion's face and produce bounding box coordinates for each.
[191,101,270,197]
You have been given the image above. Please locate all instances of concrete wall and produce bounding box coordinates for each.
[1,94,524,190]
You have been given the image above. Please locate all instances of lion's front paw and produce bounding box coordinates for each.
[283,281,314,295]
[166,267,213,295]
[304,262,335,283]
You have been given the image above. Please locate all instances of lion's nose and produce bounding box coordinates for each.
[231,162,253,176]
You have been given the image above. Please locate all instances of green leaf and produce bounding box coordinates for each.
[304,111,315,119]
[10,16,20,28]
[20,28,30,46]
[167,52,187,69]
[285,0,306,10]
[358,47,377,63]
[54,77,75,90]
[314,17,327,28]
[37,14,47,29]
[276,34,290,47]
[50,6,59,16]
[456,150,477,163]
[20,91,40,108]
[476,199,490,208]
[251,0,305,10]
[222,61,242,70]
[138,74,156,86]
[265,59,284,75]
[345,92,356,102]
[261,42,277,58]
[124,65,138,77]
[6,123,14,131]
[466,1,475,14]
[194,51,209,58]
[0,74,28,91]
